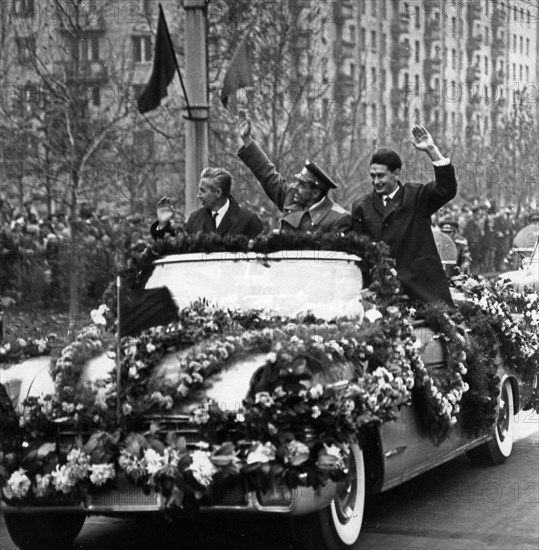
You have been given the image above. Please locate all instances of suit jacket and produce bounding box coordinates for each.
[238,141,352,234]
[186,195,263,238]
[351,164,458,305]
[150,195,263,240]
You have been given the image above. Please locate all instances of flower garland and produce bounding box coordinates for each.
[0,336,53,365]
[2,233,538,511]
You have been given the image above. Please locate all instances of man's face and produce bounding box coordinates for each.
[370,163,400,196]
[292,178,320,207]
[197,178,222,210]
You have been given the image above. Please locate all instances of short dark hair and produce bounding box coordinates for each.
[370,147,402,171]
[200,167,232,197]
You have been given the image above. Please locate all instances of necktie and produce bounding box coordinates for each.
[211,211,219,230]
[383,195,391,207]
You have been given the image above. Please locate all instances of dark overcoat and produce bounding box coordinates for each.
[351,164,457,305]
[238,141,352,233]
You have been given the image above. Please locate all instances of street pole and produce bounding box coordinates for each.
[183,0,209,217]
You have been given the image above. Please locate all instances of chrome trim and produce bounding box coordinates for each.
[384,445,407,458]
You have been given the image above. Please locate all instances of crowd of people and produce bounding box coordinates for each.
[0,199,149,309]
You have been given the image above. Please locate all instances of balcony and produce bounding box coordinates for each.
[466,65,480,82]
[390,43,411,70]
[60,60,108,82]
[466,35,482,54]
[424,18,441,41]
[492,37,505,57]
[423,57,442,76]
[390,88,405,105]
[390,13,410,36]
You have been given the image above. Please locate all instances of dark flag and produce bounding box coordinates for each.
[119,287,179,337]
[220,36,254,108]
[137,5,177,114]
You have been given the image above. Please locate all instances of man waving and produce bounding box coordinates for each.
[237,117,352,234]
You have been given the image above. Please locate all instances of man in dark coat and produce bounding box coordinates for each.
[439,217,472,275]
[151,167,263,240]
[237,118,352,233]
[351,125,457,306]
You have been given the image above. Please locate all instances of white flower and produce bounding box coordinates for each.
[265,352,277,363]
[311,405,321,418]
[122,403,133,415]
[90,304,109,326]
[146,343,156,353]
[17,338,27,348]
[52,465,75,494]
[6,469,31,500]
[89,463,115,486]
[66,448,91,481]
[255,392,274,407]
[365,309,383,323]
[34,474,52,498]
[128,365,139,379]
[188,450,217,487]
[143,448,165,475]
[119,451,146,480]
[309,384,324,399]
[286,440,310,460]
[246,442,276,464]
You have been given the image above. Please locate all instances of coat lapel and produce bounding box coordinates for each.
[382,187,403,221]
[216,197,238,235]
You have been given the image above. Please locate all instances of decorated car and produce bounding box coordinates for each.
[1,233,538,550]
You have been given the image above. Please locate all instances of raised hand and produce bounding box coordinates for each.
[156,196,174,227]
[411,125,435,151]
[238,110,252,144]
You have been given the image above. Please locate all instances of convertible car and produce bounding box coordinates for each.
[1,249,531,550]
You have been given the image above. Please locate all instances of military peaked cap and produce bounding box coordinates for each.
[295,160,337,192]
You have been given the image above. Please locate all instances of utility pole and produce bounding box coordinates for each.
[183,0,209,216]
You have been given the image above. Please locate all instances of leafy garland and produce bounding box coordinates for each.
[1,233,538,511]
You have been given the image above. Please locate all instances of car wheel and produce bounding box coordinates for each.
[467,378,515,466]
[290,444,365,550]
[5,512,85,550]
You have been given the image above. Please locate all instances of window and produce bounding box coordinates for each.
[85,35,99,61]
[381,1,386,19]
[451,16,456,33]
[415,8,420,28]
[519,36,523,54]
[381,68,386,88]
[371,0,376,16]
[513,34,516,52]
[360,27,366,50]
[403,72,409,90]
[350,62,356,81]
[513,5,517,20]
[371,30,377,52]
[512,63,516,79]
[16,36,35,64]
[519,65,522,80]
[360,0,365,15]
[381,33,386,56]
[452,48,456,69]
[91,86,101,107]
[414,74,419,94]
[349,24,356,43]
[381,104,387,127]
[526,38,529,55]
[371,66,377,84]
[451,111,455,127]
[414,108,420,124]
[371,103,377,124]
[485,27,489,44]
[12,0,34,16]
[133,35,152,63]
[415,40,420,62]
[484,56,488,74]
[525,66,529,81]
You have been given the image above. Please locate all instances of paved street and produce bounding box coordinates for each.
[1,412,537,550]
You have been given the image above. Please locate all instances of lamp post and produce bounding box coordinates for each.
[183,0,209,217]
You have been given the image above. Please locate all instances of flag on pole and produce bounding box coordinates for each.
[220,36,254,108]
[137,5,178,114]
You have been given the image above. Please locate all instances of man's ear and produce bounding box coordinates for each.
[393,167,401,178]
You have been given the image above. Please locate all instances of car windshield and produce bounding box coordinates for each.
[145,251,364,318]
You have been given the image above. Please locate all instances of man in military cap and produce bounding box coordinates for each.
[237,117,352,233]
[439,217,472,275]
